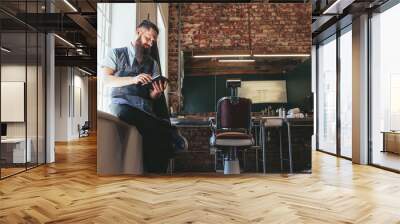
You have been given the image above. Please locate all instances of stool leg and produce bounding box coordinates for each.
[172,159,175,174]
[255,148,259,173]
[214,150,217,171]
[242,150,247,171]
[262,126,267,174]
[168,158,174,175]
[256,123,262,173]
[287,122,293,173]
[279,128,283,172]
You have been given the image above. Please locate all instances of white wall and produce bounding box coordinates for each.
[1,65,34,137]
[55,67,89,141]
[71,74,89,138]
[311,45,316,151]
[1,63,46,164]
[1,65,27,141]
[110,4,137,48]
[55,66,69,141]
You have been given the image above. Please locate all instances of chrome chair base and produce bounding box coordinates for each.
[223,159,241,174]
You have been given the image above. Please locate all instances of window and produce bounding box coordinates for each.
[157,5,167,77]
[339,27,352,158]
[97,3,137,113]
[370,3,400,171]
[97,3,112,112]
[317,35,337,154]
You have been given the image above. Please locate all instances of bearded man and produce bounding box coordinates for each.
[101,20,186,173]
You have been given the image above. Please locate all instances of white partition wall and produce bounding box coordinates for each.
[54,67,89,141]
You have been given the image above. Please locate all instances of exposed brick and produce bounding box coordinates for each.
[168,3,311,111]
[174,118,312,173]
[168,4,312,172]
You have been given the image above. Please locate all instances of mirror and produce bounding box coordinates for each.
[180,50,312,114]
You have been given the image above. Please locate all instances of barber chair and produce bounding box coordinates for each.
[97,110,143,175]
[210,97,254,174]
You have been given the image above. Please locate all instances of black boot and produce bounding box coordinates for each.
[170,127,188,153]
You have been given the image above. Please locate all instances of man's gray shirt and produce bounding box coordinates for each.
[102,43,161,116]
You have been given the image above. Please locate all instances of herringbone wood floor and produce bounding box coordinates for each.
[1,135,400,224]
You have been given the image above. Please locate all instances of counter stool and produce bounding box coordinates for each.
[262,118,293,173]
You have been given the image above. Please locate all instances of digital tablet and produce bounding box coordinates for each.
[151,75,169,83]
[142,75,169,87]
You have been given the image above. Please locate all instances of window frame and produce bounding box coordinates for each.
[315,24,353,160]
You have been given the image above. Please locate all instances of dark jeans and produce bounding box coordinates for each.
[110,103,174,173]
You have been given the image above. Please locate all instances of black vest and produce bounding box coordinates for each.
[110,47,158,115]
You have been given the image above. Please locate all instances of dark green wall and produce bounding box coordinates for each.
[286,59,312,110]
[182,59,311,113]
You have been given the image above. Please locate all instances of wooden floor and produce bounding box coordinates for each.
[372,150,400,171]
[1,135,400,224]
[1,167,26,178]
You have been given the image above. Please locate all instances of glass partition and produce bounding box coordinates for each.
[1,31,28,177]
[181,55,312,114]
[0,1,46,179]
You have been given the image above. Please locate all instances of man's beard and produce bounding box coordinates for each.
[135,37,149,64]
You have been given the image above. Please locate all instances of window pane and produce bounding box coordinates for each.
[318,36,337,154]
[97,3,136,113]
[340,28,352,158]
[371,3,400,170]
[157,5,167,76]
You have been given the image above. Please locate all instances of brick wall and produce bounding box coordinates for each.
[168,3,312,111]
[174,119,313,173]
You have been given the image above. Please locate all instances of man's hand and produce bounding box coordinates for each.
[150,80,168,99]
[133,73,152,85]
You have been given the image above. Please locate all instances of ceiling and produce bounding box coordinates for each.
[5,0,383,75]
[0,0,97,73]
[311,0,390,42]
[1,0,315,76]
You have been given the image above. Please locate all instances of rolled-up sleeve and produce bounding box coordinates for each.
[101,48,117,70]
